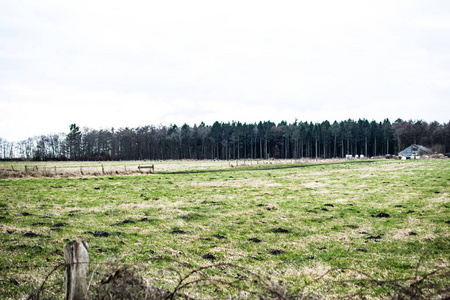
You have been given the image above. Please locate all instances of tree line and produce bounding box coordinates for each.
[1,119,449,161]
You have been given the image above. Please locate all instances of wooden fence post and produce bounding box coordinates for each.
[64,240,89,300]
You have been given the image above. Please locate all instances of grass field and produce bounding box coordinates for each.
[0,159,449,299]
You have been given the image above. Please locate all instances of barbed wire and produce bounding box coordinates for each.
[3,256,449,300]
[1,257,190,273]
[3,241,449,299]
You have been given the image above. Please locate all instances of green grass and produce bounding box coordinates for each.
[0,159,449,298]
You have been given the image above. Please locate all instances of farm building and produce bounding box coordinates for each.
[398,144,432,158]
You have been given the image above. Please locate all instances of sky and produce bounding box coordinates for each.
[1,0,449,142]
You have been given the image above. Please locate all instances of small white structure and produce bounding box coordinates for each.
[399,144,432,159]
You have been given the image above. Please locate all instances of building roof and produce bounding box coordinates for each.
[398,144,432,157]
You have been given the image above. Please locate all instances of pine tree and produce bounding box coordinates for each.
[66,124,82,160]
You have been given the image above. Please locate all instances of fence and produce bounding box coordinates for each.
[138,164,154,173]
[20,240,448,300]
[64,241,90,300]
[0,164,155,178]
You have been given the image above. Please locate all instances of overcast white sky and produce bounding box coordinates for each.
[1,0,449,142]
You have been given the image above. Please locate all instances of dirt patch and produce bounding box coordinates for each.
[366,234,383,240]
[112,219,136,226]
[93,231,110,237]
[23,232,41,238]
[248,238,262,243]
[31,222,48,226]
[139,217,155,223]
[272,228,290,233]
[344,225,358,229]
[373,213,390,218]
[266,204,280,210]
[202,254,216,260]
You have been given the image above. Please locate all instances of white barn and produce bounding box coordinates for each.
[398,144,432,158]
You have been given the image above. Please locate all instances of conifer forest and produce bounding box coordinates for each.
[1,118,449,161]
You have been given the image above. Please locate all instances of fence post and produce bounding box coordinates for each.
[102,164,105,175]
[54,166,57,175]
[64,240,89,300]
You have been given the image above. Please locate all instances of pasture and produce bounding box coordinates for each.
[0,159,449,299]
